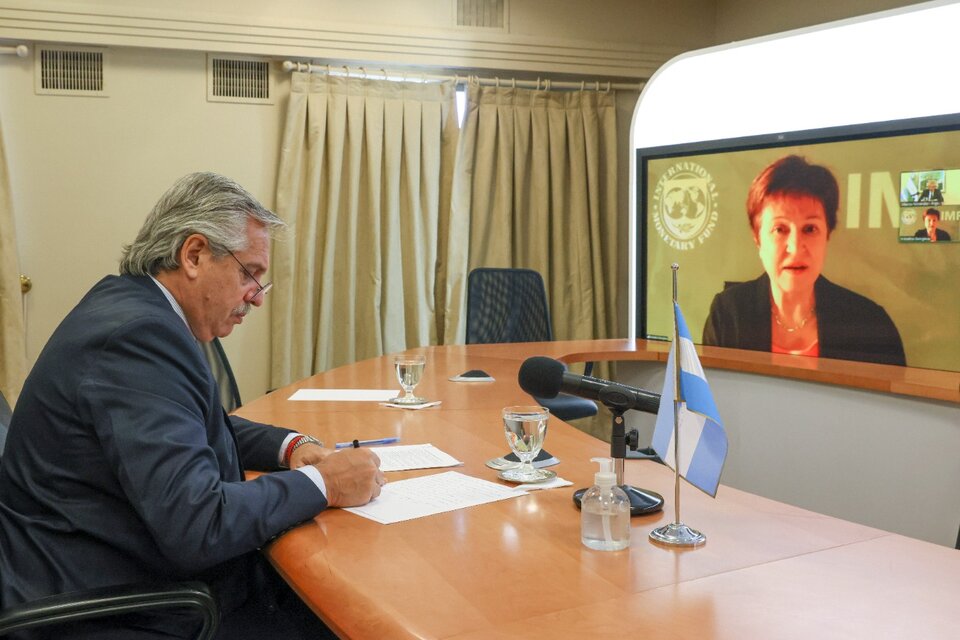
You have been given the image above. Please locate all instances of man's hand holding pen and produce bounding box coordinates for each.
[315,448,386,507]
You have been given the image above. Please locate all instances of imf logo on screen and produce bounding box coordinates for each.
[652,162,719,250]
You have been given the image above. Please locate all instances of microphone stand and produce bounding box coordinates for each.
[573,392,664,516]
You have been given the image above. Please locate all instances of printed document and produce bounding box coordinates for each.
[288,389,397,401]
[344,471,526,524]
[370,444,462,472]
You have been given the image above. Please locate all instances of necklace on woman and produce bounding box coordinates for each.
[773,307,815,333]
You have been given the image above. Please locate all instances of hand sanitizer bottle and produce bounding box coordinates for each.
[581,457,630,551]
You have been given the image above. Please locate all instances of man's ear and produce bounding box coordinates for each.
[179,233,209,281]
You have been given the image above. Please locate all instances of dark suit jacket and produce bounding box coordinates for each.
[702,274,906,366]
[916,188,944,203]
[914,228,952,241]
[0,275,326,623]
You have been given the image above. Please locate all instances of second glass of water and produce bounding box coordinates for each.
[500,405,555,483]
[392,354,426,404]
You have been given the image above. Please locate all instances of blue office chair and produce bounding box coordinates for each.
[466,267,598,421]
[0,390,220,638]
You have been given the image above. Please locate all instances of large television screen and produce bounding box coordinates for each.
[637,114,960,372]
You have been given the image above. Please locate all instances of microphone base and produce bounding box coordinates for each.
[573,485,664,516]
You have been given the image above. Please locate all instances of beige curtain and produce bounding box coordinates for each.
[0,114,26,404]
[272,73,459,387]
[444,81,620,345]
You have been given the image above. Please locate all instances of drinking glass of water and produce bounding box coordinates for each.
[499,406,555,483]
[392,354,426,405]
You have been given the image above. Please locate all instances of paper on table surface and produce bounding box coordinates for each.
[371,444,462,472]
[379,400,442,410]
[288,389,397,402]
[344,471,526,525]
[513,477,573,491]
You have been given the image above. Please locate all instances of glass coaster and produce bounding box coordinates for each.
[498,468,557,484]
[388,396,428,405]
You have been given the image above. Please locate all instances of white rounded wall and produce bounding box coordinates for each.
[623,0,960,548]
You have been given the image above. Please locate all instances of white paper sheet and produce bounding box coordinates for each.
[288,389,398,402]
[513,477,573,491]
[344,471,526,524]
[370,444,462,472]
[379,400,442,410]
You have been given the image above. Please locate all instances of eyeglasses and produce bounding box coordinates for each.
[225,249,273,300]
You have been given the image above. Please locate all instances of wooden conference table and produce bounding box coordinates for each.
[237,340,960,639]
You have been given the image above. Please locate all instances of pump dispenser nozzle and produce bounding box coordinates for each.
[590,457,616,487]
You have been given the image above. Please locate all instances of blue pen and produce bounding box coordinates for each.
[335,437,400,449]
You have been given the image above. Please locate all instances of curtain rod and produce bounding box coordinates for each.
[281,61,642,92]
[0,44,29,57]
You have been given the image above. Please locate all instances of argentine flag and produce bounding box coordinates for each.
[652,302,728,497]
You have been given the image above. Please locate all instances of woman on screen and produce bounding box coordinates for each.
[914,208,952,242]
[702,155,906,366]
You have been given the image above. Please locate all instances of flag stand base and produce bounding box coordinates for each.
[649,522,706,547]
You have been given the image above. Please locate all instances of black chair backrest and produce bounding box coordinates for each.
[0,390,11,456]
[466,268,554,344]
[200,338,242,413]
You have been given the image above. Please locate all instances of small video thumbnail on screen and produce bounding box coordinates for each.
[899,169,958,242]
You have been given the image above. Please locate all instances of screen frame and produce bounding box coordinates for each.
[635,110,960,343]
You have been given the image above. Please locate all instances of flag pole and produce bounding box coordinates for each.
[649,264,706,547]
[671,264,682,526]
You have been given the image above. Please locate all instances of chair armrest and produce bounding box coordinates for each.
[0,581,219,639]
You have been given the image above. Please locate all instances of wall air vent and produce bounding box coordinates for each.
[456,0,508,30]
[207,55,274,105]
[35,46,108,96]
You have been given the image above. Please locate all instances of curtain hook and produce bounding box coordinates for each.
[544,79,551,91]
[606,81,611,92]
[326,64,331,76]
[511,77,516,89]
[595,81,600,92]
[495,76,500,88]
[581,80,585,91]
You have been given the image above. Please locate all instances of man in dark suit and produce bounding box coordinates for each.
[0,173,385,639]
[915,178,944,204]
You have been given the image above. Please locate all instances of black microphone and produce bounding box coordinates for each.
[519,356,665,517]
[518,356,660,414]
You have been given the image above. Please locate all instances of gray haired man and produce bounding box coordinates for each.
[0,173,383,638]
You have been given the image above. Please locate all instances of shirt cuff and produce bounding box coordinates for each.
[279,432,299,466]
[295,464,327,498]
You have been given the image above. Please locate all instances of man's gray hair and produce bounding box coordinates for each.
[119,172,286,276]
